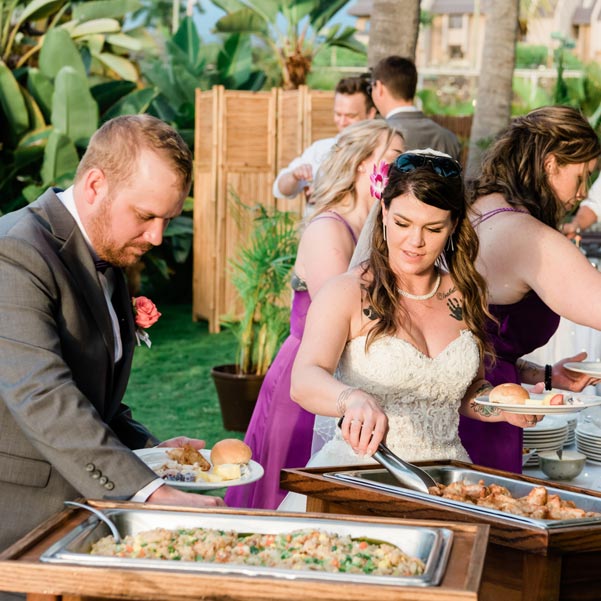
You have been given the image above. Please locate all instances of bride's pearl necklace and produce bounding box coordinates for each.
[398,272,441,301]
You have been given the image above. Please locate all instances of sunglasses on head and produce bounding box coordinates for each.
[393,153,462,178]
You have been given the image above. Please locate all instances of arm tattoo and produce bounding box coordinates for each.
[475,382,493,397]
[470,400,501,417]
[516,358,542,382]
[447,297,463,321]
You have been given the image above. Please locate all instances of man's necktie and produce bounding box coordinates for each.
[94,260,123,362]
[94,259,112,273]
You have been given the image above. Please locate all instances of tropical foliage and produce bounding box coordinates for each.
[210,0,364,89]
[0,0,154,212]
[222,202,298,375]
[140,15,266,148]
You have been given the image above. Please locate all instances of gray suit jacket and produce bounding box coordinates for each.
[387,111,462,162]
[0,189,159,553]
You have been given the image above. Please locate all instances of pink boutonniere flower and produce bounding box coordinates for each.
[132,296,161,348]
[370,160,390,200]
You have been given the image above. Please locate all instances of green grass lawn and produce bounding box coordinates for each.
[123,303,244,447]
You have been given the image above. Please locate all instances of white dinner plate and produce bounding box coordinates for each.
[564,362,601,377]
[575,428,601,441]
[134,448,264,492]
[474,393,601,415]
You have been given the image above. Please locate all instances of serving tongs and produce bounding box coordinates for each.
[338,417,437,494]
[374,442,438,494]
[64,501,122,542]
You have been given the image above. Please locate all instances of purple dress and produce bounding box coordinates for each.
[225,212,357,509]
[458,208,560,473]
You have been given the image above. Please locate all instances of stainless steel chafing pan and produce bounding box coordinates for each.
[40,509,453,587]
[325,465,601,529]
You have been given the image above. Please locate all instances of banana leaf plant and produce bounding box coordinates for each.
[222,201,298,376]
[140,16,266,148]
[0,0,155,210]
[210,0,365,89]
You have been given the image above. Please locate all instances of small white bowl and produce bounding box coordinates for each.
[538,450,586,481]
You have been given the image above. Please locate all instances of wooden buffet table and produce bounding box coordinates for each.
[0,500,489,601]
[280,460,601,601]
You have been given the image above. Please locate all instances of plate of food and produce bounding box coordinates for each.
[563,361,601,377]
[474,383,601,415]
[134,439,263,491]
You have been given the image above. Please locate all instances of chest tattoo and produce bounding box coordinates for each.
[436,286,457,301]
[447,297,463,321]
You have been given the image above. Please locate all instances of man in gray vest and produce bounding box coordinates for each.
[370,55,461,161]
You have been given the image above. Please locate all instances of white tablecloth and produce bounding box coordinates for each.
[524,317,601,365]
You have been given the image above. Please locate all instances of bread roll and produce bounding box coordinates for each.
[213,463,242,480]
[489,383,530,405]
[211,438,252,466]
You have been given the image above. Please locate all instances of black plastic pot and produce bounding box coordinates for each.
[210,364,265,432]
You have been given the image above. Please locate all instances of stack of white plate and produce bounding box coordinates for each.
[523,415,569,466]
[575,406,601,464]
[564,412,579,445]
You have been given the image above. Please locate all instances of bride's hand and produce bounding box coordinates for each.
[502,411,544,429]
[340,391,388,455]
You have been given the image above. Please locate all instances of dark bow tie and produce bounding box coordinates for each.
[94,259,112,273]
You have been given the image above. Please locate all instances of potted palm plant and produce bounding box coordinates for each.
[211,202,298,431]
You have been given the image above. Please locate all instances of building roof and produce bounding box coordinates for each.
[348,0,599,24]
[572,0,599,25]
[347,0,373,18]
[430,0,493,14]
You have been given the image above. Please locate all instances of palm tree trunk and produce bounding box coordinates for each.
[465,0,519,179]
[368,0,421,65]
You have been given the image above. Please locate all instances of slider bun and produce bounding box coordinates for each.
[489,383,530,405]
[211,439,252,466]
[213,463,242,480]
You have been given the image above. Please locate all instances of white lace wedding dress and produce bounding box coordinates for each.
[278,329,478,511]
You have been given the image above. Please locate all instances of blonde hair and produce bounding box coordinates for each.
[310,120,401,218]
[75,114,193,193]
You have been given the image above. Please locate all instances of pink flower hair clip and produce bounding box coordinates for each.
[132,296,161,348]
[370,160,390,200]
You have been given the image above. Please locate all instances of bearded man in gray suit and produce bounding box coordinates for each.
[370,56,462,162]
[0,116,223,593]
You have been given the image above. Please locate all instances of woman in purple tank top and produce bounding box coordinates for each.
[459,106,601,473]
[225,121,404,509]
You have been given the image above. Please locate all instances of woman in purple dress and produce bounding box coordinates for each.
[459,106,601,473]
[225,121,404,509]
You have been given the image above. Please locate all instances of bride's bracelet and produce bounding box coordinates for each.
[336,387,358,416]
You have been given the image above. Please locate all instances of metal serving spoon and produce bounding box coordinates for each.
[338,417,437,494]
[64,501,122,543]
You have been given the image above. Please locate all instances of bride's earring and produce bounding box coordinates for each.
[382,223,387,241]
[446,234,454,252]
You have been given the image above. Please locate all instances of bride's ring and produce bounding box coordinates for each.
[350,419,362,425]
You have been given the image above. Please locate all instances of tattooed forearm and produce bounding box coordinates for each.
[516,358,543,383]
[470,400,501,418]
[447,297,463,321]
[475,381,493,397]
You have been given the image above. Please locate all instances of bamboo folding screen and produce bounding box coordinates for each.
[193,86,338,332]
[192,86,473,332]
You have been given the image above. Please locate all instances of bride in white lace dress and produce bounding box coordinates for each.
[287,151,540,479]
